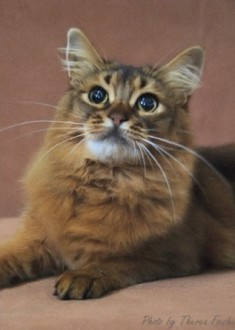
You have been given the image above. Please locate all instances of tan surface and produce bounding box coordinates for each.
[1,0,235,216]
[0,217,234,330]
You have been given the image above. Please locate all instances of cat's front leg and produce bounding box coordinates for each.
[54,257,172,300]
[0,226,60,287]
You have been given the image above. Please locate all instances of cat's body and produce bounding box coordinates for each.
[1,28,235,299]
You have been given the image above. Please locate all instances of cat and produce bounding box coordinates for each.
[0,27,235,300]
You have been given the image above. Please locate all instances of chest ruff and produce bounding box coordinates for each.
[45,160,190,268]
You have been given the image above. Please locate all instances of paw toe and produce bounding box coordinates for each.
[54,271,108,300]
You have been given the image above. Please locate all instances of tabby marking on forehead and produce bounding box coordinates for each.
[103,68,160,105]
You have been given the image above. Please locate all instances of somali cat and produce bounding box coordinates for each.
[1,28,235,300]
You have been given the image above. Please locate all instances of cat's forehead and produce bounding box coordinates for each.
[103,63,154,85]
[82,63,161,103]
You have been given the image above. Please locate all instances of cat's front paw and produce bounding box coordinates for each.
[54,270,112,300]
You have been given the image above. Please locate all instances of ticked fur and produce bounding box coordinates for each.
[0,28,235,300]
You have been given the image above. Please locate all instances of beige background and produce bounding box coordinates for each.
[1,0,235,216]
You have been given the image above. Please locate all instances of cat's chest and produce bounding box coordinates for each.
[72,163,162,208]
[55,162,180,262]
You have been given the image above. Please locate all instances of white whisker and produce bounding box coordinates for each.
[148,135,228,185]
[11,126,86,140]
[142,138,173,168]
[136,141,147,177]
[0,120,84,133]
[139,142,176,222]
[130,140,138,166]
[36,133,86,164]
[16,101,58,110]
[69,135,91,155]
[176,129,193,135]
[143,138,200,187]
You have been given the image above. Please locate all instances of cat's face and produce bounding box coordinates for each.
[57,28,204,164]
[71,64,173,163]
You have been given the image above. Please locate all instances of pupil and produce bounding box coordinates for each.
[90,87,106,104]
[140,96,155,111]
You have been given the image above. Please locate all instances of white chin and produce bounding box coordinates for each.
[86,139,137,163]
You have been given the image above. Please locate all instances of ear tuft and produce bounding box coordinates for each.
[159,46,205,97]
[62,28,103,81]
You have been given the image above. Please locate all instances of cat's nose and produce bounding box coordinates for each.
[109,113,129,126]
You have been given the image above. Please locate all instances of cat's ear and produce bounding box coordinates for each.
[64,28,104,83]
[159,46,205,99]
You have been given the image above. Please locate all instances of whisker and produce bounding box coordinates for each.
[11,126,86,141]
[148,135,228,186]
[130,140,138,166]
[142,138,173,168]
[36,133,86,165]
[0,120,84,133]
[139,142,176,223]
[143,138,200,187]
[135,141,147,177]
[69,134,91,155]
[142,127,163,133]
[16,101,58,110]
[156,145,199,185]
[176,129,193,135]
[140,142,156,174]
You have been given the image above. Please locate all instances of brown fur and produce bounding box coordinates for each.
[0,28,235,299]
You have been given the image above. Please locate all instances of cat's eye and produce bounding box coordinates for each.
[136,94,159,112]
[89,86,108,105]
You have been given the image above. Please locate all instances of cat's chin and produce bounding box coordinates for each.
[86,138,138,164]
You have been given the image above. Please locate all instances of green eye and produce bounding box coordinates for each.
[89,86,108,104]
[137,94,159,112]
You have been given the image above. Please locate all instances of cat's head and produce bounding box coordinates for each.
[56,28,204,165]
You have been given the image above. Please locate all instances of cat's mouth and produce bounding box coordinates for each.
[97,127,128,145]
[86,127,136,163]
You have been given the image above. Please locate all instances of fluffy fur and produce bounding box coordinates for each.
[0,28,235,300]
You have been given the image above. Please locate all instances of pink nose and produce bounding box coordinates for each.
[109,113,128,126]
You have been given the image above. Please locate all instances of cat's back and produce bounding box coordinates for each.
[198,144,235,195]
[191,145,235,224]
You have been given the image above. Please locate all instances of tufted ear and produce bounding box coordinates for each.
[63,28,104,83]
[158,46,205,98]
